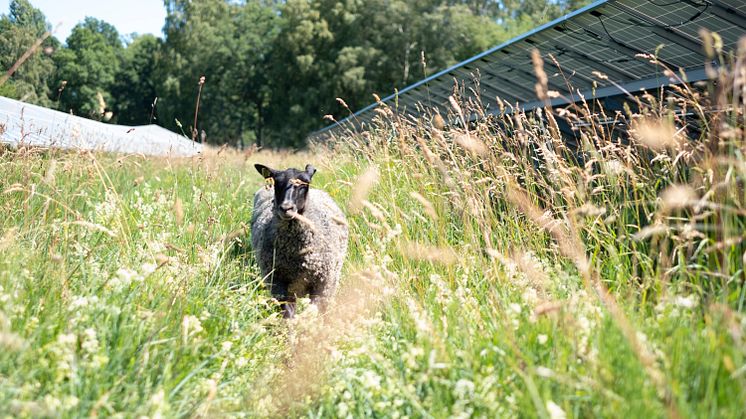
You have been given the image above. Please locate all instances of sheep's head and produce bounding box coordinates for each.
[255,163,317,221]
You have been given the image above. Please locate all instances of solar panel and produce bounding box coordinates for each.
[311,0,746,139]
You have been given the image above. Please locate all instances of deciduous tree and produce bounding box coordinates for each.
[0,0,57,106]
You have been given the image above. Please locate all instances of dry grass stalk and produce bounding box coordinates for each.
[192,75,206,142]
[448,95,466,127]
[531,49,549,102]
[71,221,117,238]
[272,269,386,415]
[534,301,563,317]
[630,117,684,150]
[361,200,385,221]
[0,227,17,252]
[660,184,697,212]
[348,166,379,214]
[504,178,679,415]
[399,241,458,265]
[3,183,24,194]
[453,132,488,156]
[44,159,57,185]
[173,197,184,224]
[287,210,319,234]
[331,215,348,227]
[509,249,552,299]
[432,113,446,130]
[409,191,438,220]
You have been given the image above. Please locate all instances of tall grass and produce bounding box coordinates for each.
[0,40,745,417]
[304,40,746,417]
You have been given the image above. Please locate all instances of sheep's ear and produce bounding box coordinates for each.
[305,164,317,179]
[254,164,276,179]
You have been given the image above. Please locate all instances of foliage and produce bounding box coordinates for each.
[0,0,56,106]
[111,35,162,125]
[158,0,278,145]
[1,0,590,146]
[52,17,123,119]
[266,0,506,147]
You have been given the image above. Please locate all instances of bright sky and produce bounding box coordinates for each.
[0,0,167,42]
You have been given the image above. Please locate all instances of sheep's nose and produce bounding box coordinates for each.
[280,201,295,212]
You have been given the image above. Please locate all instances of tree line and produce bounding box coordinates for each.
[1,0,586,148]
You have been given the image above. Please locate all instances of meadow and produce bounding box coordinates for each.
[1,51,746,418]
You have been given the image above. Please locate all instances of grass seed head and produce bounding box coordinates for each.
[660,184,697,212]
[454,133,488,156]
[399,241,458,265]
[631,117,683,150]
[173,198,184,224]
[409,191,438,220]
[349,166,379,214]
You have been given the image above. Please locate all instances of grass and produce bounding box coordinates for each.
[1,47,746,418]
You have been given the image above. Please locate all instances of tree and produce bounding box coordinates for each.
[0,0,57,106]
[224,2,278,147]
[5,0,591,146]
[112,34,162,125]
[158,0,278,145]
[266,0,505,146]
[52,17,123,119]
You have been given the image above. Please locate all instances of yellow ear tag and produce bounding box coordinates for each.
[264,177,274,189]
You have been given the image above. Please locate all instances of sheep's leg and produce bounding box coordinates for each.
[281,297,296,319]
[270,281,296,319]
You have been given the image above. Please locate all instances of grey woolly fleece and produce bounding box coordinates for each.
[251,186,349,303]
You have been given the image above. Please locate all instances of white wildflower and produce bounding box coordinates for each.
[147,388,168,418]
[141,263,157,275]
[110,268,140,291]
[673,295,698,309]
[546,400,566,419]
[360,370,381,390]
[522,287,539,305]
[505,393,516,405]
[537,334,548,345]
[337,401,349,417]
[81,328,99,354]
[385,223,402,242]
[91,354,109,369]
[407,299,431,334]
[57,333,76,346]
[181,315,203,341]
[43,395,61,412]
[454,379,475,398]
[69,295,98,311]
[62,395,79,410]
[577,315,591,334]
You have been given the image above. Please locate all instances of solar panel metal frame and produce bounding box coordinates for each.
[311,0,746,139]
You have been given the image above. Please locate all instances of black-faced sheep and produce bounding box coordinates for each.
[250,163,348,318]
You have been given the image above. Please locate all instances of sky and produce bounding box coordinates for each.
[0,0,167,42]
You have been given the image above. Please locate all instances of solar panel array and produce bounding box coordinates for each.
[312,0,746,139]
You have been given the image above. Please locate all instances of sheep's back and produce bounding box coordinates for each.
[299,189,348,295]
[304,188,348,254]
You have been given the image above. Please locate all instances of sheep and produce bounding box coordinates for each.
[250,163,348,318]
